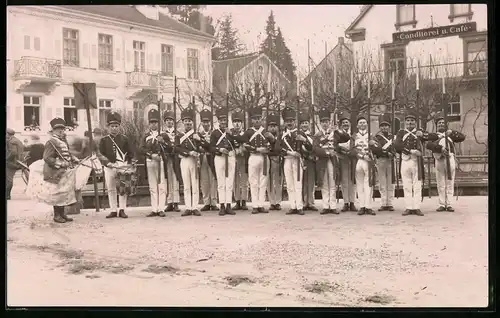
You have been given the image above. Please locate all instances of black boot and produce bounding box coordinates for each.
[341,203,350,212]
[219,204,226,216]
[251,208,260,214]
[61,207,73,222]
[226,204,235,215]
[173,203,181,212]
[349,202,357,212]
[357,207,366,215]
[106,211,118,218]
[118,209,129,218]
[165,203,174,212]
[233,201,242,210]
[258,207,268,214]
[210,204,219,211]
[240,200,249,210]
[275,204,281,210]
[53,206,66,223]
[286,209,297,215]
[200,204,211,212]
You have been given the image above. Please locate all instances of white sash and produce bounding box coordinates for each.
[249,126,265,142]
[282,129,296,152]
[145,130,159,143]
[216,129,226,146]
[180,129,194,144]
[402,129,417,142]
[378,133,394,150]
[107,135,127,163]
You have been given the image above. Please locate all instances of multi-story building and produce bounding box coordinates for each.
[7,5,215,139]
[344,4,488,154]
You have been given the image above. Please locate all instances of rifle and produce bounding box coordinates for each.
[263,90,270,177]
[243,94,248,174]
[295,87,301,182]
[442,90,452,208]
[391,72,399,199]
[415,86,426,202]
[277,95,281,177]
[367,80,376,194]
[225,93,229,177]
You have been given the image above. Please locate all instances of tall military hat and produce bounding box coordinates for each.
[404,108,418,120]
[357,112,368,123]
[434,109,445,123]
[107,111,122,125]
[181,107,195,121]
[148,108,160,123]
[318,107,331,121]
[50,117,66,129]
[378,113,392,127]
[337,110,350,123]
[282,106,296,120]
[232,108,244,122]
[248,106,263,118]
[267,111,280,125]
[298,110,310,123]
[200,109,212,122]
[215,107,227,119]
[163,110,175,121]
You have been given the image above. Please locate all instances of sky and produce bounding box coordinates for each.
[204,5,361,77]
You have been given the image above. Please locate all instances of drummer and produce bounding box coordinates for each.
[98,111,135,219]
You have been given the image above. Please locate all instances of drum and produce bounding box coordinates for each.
[115,164,138,196]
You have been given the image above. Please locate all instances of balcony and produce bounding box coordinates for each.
[126,70,175,98]
[14,57,62,81]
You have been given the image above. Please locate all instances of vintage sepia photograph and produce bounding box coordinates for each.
[6,3,489,308]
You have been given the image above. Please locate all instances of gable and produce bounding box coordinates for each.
[345,4,374,33]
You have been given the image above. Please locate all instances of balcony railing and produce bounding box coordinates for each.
[14,57,62,80]
[126,70,175,88]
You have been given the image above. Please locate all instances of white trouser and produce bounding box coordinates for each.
[435,154,456,207]
[321,159,336,209]
[248,154,268,208]
[267,157,283,205]
[283,156,303,210]
[339,158,356,204]
[214,153,236,205]
[104,166,127,212]
[166,159,180,204]
[355,159,373,209]
[401,155,422,210]
[146,159,166,212]
[200,154,217,206]
[180,157,199,210]
[377,157,395,207]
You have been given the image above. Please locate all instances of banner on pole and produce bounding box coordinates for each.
[73,83,97,109]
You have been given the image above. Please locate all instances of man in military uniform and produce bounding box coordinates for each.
[143,108,169,217]
[371,113,396,212]
[298,110,318,211]
[314,107,350,214]
[6,128,24,200]
[353,113,376,215]
[426,110,465,212]
[176,107,202,216]
[98,111,135,219]
[198,108,218,212]
[163,110,181,212]
[394,109,430,216]
[241,106,273,214]
[267,111,283,211]
[231,108,249,210]
[210,108,237,216]
[334,111,357,212]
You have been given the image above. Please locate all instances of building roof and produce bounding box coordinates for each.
[212,53,261,93]
[345,4,374,34]
[57,5,214,40]
[303,39,353,83]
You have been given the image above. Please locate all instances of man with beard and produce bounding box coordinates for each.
[334,111,357,212]
[370,113,396,212]
[231,109,249,211]
[394,109,430,216]
[198,109,218,212]
[298,110,318,212]
[6,128,24,200]
[426,110,465,212]
[98,111,135,219]
[314,107,350,214]
[353,113,376,215]
[210,108,237,216]
[267,111,283,211]
[176,107,202,216]
[241,106,274,214]
[162,110,181,212]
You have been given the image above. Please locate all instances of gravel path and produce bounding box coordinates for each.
[7,197,489,307]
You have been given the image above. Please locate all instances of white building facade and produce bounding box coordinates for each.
[7,5,214,139]
[345,4,488,154]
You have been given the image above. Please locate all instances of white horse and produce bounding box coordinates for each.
[26,153,103,207]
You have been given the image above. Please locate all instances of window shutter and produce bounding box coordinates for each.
[83,43,89,58]
[24,35,30,50]
[56,107,62,117]
[125,41,132,72]
[46,104,53,121]
[15,105,22,122]
[175,57,181,73]
[55,39,61,58]
[116,48,121,61]
[156,53,160,68]
[34,37,40,51]
[91,44,97,69]
[148,53,153,69]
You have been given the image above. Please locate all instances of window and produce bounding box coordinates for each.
[447,94,461,116]
[449,4,473,22]
[383,46,406,82]
[133,41,146,72]
[161,44,174,76]
[34,37,40,51]
[63,97,78,128]
[99,99,113,122]
[98,34,113,70]
[24,35,30,50]
[187,48,199,79]
[23,96,41,129]
[465,39,487,76]
[63,28,79,67]
[396,5,416,28]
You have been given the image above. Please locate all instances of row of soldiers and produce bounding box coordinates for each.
[94,103,465,220]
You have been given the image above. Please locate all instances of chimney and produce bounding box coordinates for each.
[338,37,344,45]
[135,5,159,20]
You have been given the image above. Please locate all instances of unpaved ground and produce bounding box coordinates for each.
[7,197,489,307]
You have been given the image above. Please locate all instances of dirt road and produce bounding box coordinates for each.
[7,197,489,307]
